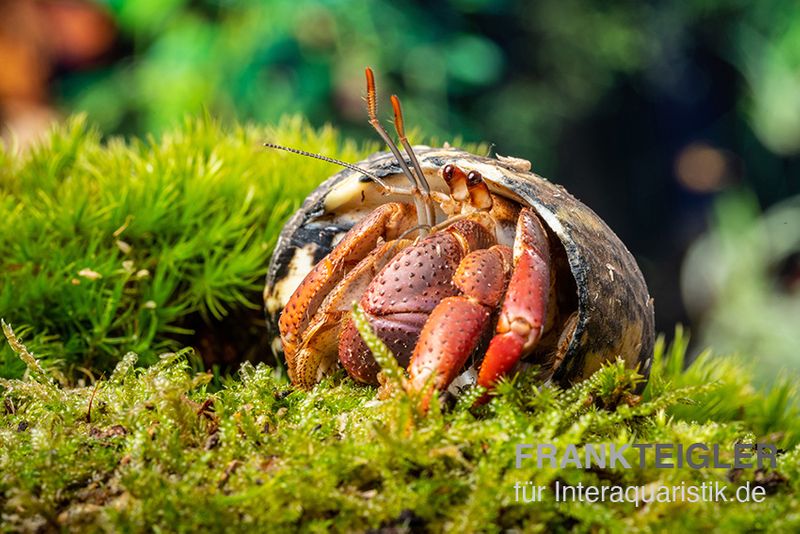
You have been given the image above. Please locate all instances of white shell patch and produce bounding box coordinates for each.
[265,243,324,316]
[496,154,532,172]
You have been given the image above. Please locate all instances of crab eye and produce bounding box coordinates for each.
[466,170,483,186]
[442,164,455,183]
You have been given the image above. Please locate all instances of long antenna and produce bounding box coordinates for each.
[263,142,397,191]
[365,67,434,229]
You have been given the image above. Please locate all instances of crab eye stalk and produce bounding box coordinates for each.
[441,163,470,202]
[466,170,493,211]
[442,164,456,184]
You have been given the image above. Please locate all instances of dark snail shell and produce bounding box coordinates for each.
[264,146,655,387]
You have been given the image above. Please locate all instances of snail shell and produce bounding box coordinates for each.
[265,146,655,388]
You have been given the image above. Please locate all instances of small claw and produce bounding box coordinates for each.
[477,208,551,394]
[453,246,512,306]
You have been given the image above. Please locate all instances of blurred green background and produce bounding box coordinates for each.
[1,0,799,382]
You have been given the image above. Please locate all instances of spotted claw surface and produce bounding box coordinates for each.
[407,245,513,410]
[279,202,416,384]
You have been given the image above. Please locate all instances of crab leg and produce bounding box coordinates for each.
[406,245,513,409]
[279,202,417,379]
[290,239,412,388]
[477,208,552,392]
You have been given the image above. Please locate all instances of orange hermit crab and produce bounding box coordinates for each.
[264,68,654,406]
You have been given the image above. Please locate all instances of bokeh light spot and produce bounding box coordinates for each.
[675,142,730,193]
[445,35,503,86]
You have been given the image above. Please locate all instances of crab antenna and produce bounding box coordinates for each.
[365,67,434,228]
[390,95,431,198]
[263,142,396,191]
[390,94,436,227]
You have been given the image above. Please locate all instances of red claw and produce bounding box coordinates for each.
[406,245,513,410]
[477,208,552,397]
[407,296,491,411]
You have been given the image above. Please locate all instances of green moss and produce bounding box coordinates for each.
[2,321,799,532]
[0,116,377,379]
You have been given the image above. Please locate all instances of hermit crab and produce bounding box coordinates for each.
[264,68,654,404]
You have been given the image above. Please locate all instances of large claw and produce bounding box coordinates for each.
[477,208,551,392]
[279,202,416,383]
[339,218,496,384]
[407,245,513,409]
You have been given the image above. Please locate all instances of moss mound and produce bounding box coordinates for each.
[0,116,373,379]
[1,119,798,532]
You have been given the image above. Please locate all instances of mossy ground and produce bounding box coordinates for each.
[1,120,799,532]
[3,325,799,532]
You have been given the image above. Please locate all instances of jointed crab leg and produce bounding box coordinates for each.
[477,208,552,391]
[405,208,552,409]
[290,239,412,388]
[279,202,417,379]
